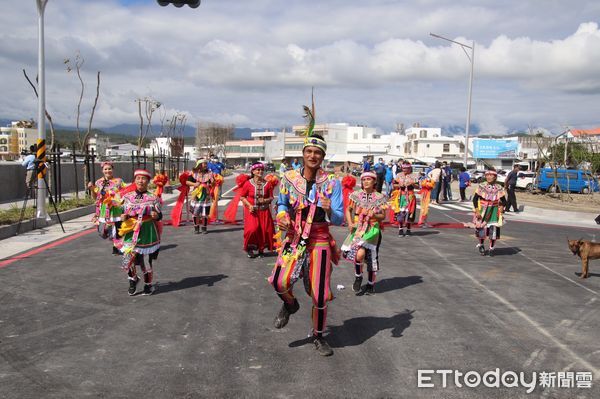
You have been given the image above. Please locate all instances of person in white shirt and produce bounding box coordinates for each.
[427,161,443,204]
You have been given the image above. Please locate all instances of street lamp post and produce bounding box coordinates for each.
[430,33,475,168]
[36,0,49,220]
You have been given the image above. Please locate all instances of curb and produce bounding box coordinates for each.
[0,204,95,240]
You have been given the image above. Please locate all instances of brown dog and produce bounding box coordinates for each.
[568,238,600,278]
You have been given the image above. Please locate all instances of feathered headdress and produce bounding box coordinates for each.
[301,98,327,153]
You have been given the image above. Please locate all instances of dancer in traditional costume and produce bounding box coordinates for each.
[418,176,435,227]
[390,162,417,237]
[472,169,507,256]
[88,161,129,254]
[341,171,387,295]
[224,162,277,258]
[187,159,216,234]
[268,105,343,356]
[115,169,162,296]
[152,169,169,200]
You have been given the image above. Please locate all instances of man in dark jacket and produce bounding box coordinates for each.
[373,157,386,193]
[505,164,520,212]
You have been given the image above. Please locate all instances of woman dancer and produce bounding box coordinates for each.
[391,162,417,237]
[88,161,128,254]
[187,159,216,234]
[473,169,507,256]
[224,162,277,258]
[341,171,387,295]
[115,169,162,296]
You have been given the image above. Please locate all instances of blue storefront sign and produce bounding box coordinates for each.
[473,139,518,159]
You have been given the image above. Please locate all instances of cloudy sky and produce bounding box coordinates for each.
[2,0,600,134]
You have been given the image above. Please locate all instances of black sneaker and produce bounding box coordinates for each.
[128,278,138,296]
[365,283,375,295]
[352,276,363,292]
[274,299,299,329]
[142,284,154,296]
[202,227,208,234]
[257,252,264,258]
[406,230,412,237]
[313,336,334,356]
[247,249,255,258]
[478,245,486,256]
[112,246,120,255]
[194,226,200,234]
[398,229,405,237]
[488,248,495,257]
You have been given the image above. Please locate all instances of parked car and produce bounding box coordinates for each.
[536,168,599,194]
[515,171,536,191]
[496,169,509,185]
[468,169,486,183]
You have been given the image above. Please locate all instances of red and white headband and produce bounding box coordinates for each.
[361,171,377,180]
[134,169,152,179]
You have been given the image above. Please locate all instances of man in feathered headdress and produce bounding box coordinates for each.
[268,104,344,356]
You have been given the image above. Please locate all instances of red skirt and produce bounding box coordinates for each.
[243,207,275,252]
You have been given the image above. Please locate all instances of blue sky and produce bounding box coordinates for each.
[2,0,600,134]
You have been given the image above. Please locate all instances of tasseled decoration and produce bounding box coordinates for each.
[170,171,191,228]
[152,173,169,199]
[223,174,251,223]
[209,174,225,223]
[342,175,356,214]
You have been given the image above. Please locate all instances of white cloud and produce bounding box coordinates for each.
[0,0,600,134]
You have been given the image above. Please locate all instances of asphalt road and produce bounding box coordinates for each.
[1,177,599,398]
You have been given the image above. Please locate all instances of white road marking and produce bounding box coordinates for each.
[514,250,599,297]
[443,203,469,210]
[418,236,600,377]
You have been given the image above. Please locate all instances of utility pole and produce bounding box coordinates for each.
[36,0,49,220]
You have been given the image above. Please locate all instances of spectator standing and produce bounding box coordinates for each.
[373,157,386,193]
[208,157,225,176]
[279,160,288,177]
[362,157,371,172]
[21,144,37,189]
[458,167,471,201]
[428,161,443,204]
[385,161,394,196]
[442,162,453,201]
[291,158,301,171]
[504,164,520,212]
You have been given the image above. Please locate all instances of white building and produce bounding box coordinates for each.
[402,125,465,164]
[290,123,391,164]
[105,143,139,158]
[183,145,199,159]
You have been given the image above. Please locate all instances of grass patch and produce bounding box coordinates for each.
[0,197,95,226]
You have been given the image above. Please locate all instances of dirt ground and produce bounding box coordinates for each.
[461,183,600,213]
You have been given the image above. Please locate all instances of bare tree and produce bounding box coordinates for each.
[22,69,56,149]
[65,52,85,149]
[135,97,161,152]
[195,121,234,159]
[530,125,565,200]
[83,71,101,152]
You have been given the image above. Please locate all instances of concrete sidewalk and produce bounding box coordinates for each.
[0,173,238,259]
[503,204,599,229]
[0,191,180,261]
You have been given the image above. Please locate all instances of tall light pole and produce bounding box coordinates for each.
[36,0,49,220]
[430,33,475,168]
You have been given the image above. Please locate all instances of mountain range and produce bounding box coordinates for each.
[1,117,536,139]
